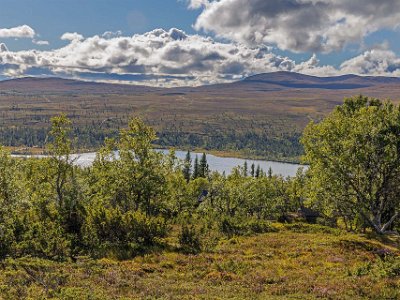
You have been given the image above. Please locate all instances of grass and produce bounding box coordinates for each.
[1,224,399,299]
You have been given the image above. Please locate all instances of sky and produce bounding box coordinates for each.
[1,0,400,86]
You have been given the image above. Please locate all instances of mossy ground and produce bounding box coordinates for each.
[1,224,399,300]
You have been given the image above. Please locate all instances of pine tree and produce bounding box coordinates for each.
[183,150,192,182]
[250,163,255,177]
[268,167,273,179]
[255,165,261,178]
[192,155,199,179]
[243,161,248,177]
[199,153,209,178]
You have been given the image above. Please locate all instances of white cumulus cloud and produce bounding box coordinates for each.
[33,39,50,46]
[0,25,36,39]
[0,28,300,85]
[187,0,209,9]
[1,28,400,86]
[61,32,84,41]
[340,49,400,76]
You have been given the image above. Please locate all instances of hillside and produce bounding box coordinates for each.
[1,225,399,299]
[242,72,400,89]
[3,72,400,93]
[0,77,161,94]
[1,72,400,160]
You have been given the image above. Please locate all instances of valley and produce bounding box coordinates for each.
[1,72,400,161]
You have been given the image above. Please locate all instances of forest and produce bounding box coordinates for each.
[0,77,317,162]
[0,96,400,299]
[0,122,303,162]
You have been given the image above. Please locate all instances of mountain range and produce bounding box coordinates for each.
[1,71,400,94]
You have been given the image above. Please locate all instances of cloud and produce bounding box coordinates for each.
[102,31,123,39]
[192,0,400,53]
[0,28,399,86]
[33,39,50,46]
[61,32,84,41]
[0,25,36,39]
[0,25,47,46]
[0,28,300,86]
[340,49,400,76]
[187,0,209,9]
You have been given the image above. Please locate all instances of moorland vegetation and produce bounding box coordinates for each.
[0,96,399,299]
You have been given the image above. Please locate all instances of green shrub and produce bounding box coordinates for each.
[0,222,15,260]
[179,225,202,254]
[15,220,71,260]
[245,219,278,234]
[283,223,342,235]
[83,207,168,259]
[351,257,400,279]
[382,257,400,277]
[219,217,277,237]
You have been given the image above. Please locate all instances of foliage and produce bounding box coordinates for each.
[302,96,400,234]
[88,118,168,216]
[82,208,167,259]
[178,225,202,254]
[182,150,191,182]
[0,101,400,298]
[0,146,20,259]
[0,230,398,299]
[219,217,277,237]
[2,97,400,266]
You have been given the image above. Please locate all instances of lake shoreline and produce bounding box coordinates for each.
[12,149,305,177]
[7,145,304,165]
[156,147,306,167]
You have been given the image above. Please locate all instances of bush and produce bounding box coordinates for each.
[179,225,202,254]
[219,217,277,237]
[283,223,342,235]
[351,256,400,278]
[15,219,72,260]
[0,222,15,260]
[83,207,168,259]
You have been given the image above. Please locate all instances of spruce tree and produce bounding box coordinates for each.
[251,163,255,177]
[183,150,192,182]
[268,167,273,179]
[255,165,261,178]
[192,155,199,179]
[199,153,209,178]
[243,161,248,177]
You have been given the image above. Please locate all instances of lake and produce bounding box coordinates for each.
[13,150,305,177]
[75,150,304,177]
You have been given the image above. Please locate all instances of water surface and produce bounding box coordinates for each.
[75,150,305,177]
[14,150,305,177]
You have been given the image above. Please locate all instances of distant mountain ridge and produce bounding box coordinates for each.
[0,76,161,94]
[241,71,400,90]
[1,71,399,93]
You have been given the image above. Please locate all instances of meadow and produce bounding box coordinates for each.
[1,224,399,300]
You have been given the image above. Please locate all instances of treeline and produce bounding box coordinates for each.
[0,126,118,150]
[0,125,303,161]
[157,131,303,161]
[1,96,400,262]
